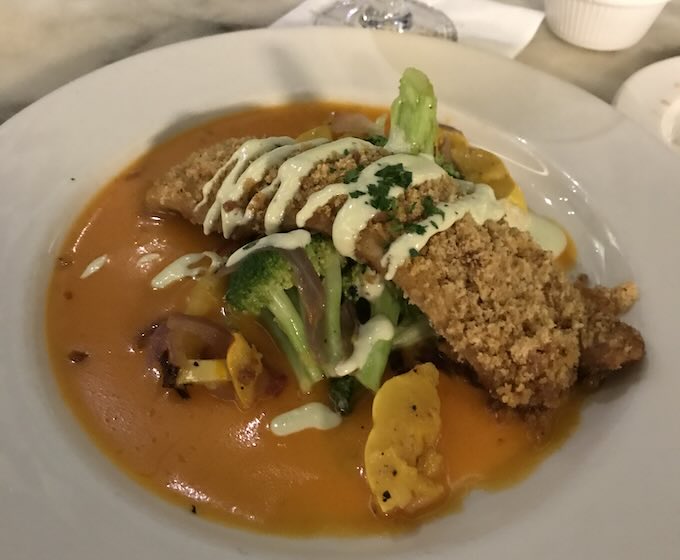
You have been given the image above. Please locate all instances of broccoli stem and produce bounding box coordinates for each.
[323,249,344,366]
[266,284,324,385]
[355,286,401,392]
[261,314,313,393]
[392,316,434,349]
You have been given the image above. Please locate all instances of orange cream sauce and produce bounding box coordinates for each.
[46,101,581,535]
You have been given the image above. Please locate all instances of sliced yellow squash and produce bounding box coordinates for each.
[176,359,229,386]
[226,332,264,409]
[364,363,445,515]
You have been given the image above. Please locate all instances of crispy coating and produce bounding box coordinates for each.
[145,137,645,409]
[575,277,644,386]
[394,216,585,408]
[146,138,250,224]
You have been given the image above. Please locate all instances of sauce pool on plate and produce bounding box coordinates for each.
[46,101,581,535]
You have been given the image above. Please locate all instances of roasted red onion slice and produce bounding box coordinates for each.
[329,112,383,138]
[280,248,327,366]
[166,312,233,360]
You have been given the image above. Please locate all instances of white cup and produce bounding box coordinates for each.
[544,0,669,51]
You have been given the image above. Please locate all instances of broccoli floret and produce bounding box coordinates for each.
[305,235,345,366]
[226,249,323,390]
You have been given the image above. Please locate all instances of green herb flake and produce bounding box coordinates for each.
[367,183,395,212]
[404,223,427,235]
[375,163,413,188]
[430,220,439,229]
[349,190,363,199]
[366,134,388,147]
[342,165,364,184]
[409,248,419,258]
[422,195,445,219]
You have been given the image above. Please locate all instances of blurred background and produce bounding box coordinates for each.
[1,0,679,133]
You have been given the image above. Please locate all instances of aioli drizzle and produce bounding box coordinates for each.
[264,138,374,235]
[332,154,448,258]
[202,137,294,235]
[225,229,311,267]
[151,251,224,289]
[335,315,395,376]
[381,185,527,280]
[269,403,342,436]
[80,254,109,279]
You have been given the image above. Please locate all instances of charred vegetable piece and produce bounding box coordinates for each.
[364,363,445,514]
[176,359,229,385]
[226,332,264,408]
[328,376,359,416]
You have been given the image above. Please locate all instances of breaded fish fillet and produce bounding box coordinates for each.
[146,138,644,409]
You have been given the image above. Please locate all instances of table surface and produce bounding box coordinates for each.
[1,0,678,123]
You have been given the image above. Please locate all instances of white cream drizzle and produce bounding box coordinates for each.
[332,154,448,258]
[220,138,328,238]
[335,315,395,377]
[151,251,224,289]
[358,275,385,301]
[296,183,348,227]
[225,229,311,268]
[80,254,108,279]
[381,185,526,280]
[202,137,294,235]
[269,402,341,436]
[264,137,374,235]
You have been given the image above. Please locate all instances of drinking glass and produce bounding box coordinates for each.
[315,0,457,40]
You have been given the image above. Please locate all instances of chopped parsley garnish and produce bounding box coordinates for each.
[366,134,387,147]
[366,183,395,212]
[343,165,364,184]
[409,248,419,257]
[349,190,363,198]
[375,163,412,188]
[422,195,445,219]
[404,223,427,235]
[430,220,439,229]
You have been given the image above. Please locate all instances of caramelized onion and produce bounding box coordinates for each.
[280,248,327,365]
[329,112,383,138]
[166,312,233,359]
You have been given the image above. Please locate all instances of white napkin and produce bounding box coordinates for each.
[272,0,544,58]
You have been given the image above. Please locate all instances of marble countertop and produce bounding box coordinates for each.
[1,0,679,123]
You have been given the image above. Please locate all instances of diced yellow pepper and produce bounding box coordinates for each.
[226,332,264,409]
[364,363,445,515]
[176,359,229,386]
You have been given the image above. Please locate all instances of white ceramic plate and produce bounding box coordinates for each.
[614,56,680,154]
[1,28,679,560]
